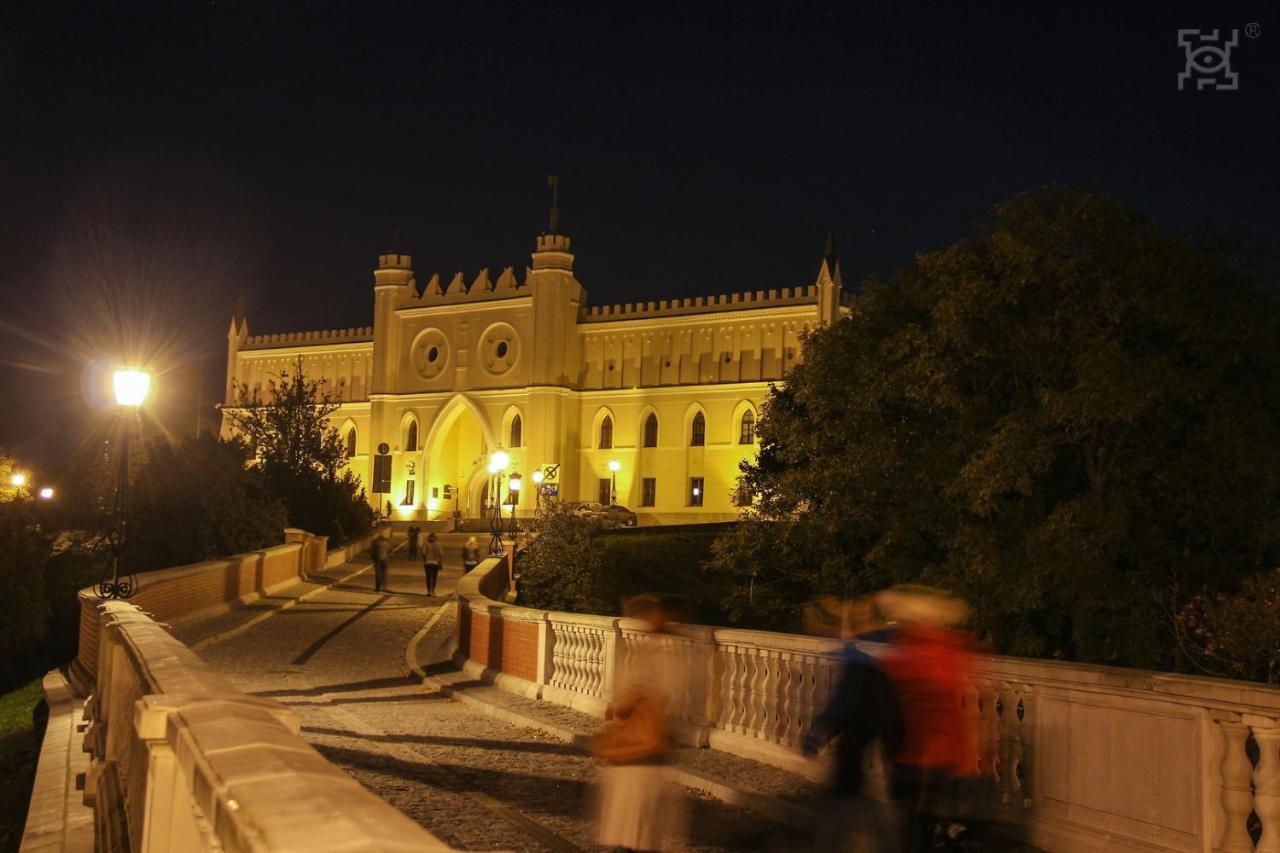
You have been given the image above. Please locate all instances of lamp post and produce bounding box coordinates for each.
[100,368,150,599]
[531,469,544,516]
[608,459,620,505]
[508,472,521,542]
[10,473,25,489]
[487,450,508,558]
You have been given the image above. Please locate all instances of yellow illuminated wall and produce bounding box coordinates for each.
[222,232,848,524]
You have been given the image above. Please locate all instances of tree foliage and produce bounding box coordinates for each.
[125,435,288,572]
[227,358,372,544]
[0,453,50,692]
[709,190,1280,670]
[517,503,613,614]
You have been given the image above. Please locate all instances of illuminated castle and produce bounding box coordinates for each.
[222,229,848,523]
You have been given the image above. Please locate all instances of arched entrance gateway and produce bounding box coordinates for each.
[421,394,498,521]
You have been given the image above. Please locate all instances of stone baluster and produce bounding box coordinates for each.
[731,647,750,734]
[1254,721,1280,853]
[744,649,764,738]
[978,682,1000,787]
[997,685,1016,804]
[776,650,795,744]
[1218,718,1257,853]
[1013,691,1032,808]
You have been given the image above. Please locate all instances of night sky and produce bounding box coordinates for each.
[1,1,1277,474]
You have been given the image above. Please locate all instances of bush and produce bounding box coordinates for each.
[0,501,50,693]
[1177,569,1280,685]
[517,504,732,621]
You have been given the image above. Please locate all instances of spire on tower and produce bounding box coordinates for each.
[547,173,560,234]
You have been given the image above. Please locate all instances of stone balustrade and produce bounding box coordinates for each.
[455,556,1280,853]
[83,599,444,851]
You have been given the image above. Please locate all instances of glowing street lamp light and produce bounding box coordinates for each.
[100,367,152,600]
[9,473,25,488]
[38,487,54,500]
[112,368,151,407]
[608,459,620,505]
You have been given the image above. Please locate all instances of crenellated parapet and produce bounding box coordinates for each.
[242,326,375,350]
[580,284,821,323]
[396,265,530,311]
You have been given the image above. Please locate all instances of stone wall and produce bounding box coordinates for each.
[455,557,1280,853]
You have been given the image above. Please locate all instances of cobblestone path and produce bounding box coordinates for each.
[196,535,796,852]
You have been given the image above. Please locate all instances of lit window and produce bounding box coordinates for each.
[689,477,704,507]
[600,415,613,449]
[739,411,755,444]
[643,413,658,447]
[405,420,418,452]
[510,414,523,448]
[345,428,357,458]
[690,412,705,447]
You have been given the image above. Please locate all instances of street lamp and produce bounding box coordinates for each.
[38,487,54,500]
[100,367,151,600]
[531,469,544,515]
[487,450,508,557]
[508,472,521,542]
[10,473,26,488]
[608,459,620,505]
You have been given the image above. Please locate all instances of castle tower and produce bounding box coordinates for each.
[371,252,414,396]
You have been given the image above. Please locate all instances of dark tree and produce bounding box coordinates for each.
[709,190,1280,669]
[227,358,372,544]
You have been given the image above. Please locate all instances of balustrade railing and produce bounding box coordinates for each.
[455,557,1280,852]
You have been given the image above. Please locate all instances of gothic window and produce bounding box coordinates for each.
[599,415,613,449]
[690,412,705,447]
[739,411,755,445]
[510,414,523,448]
[643,413,658,448]
[405,420,418,452]
[641,477,656,507]
[344,427,357,458]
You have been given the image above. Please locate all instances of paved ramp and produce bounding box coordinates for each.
[193,535,798,852]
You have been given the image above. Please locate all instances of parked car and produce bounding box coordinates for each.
[562,501,638,528]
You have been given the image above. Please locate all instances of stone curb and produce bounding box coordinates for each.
[417,669,814,831]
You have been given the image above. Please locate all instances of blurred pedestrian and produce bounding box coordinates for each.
[462,536,481,573]
[591,595,687,851]
[370,530,390,592]
[876,586,977,853]
[407,524,420,559]
[802,597,903,851]
[422,531,444,597]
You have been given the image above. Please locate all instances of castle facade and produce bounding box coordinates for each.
[222,231,847,523]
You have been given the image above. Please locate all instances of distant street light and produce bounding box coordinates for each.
[508,473,522,542]
[608,459,620,505]
[100,367,151,600]
[9,473,25,488]
[487,450,508,557]
[532,469,545,515]
[38,487,54,500]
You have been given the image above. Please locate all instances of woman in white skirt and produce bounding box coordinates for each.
[593,596,688,852]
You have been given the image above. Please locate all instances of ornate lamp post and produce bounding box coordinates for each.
[100,368,151,599]
[486,450,509,557]
[608,459,620,505]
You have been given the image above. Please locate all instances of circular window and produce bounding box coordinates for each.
[410,328,450,380]
[479,322,520,377]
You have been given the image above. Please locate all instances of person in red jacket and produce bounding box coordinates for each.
[876,587,977,852]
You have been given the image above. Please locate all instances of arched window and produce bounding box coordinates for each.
[344,427,357,458]
[599,415,613,449]
[510,414,523,448]
[690,412,705,447]
[739,410,755,444]
[405,420,418,452]
[643,413,658,448]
